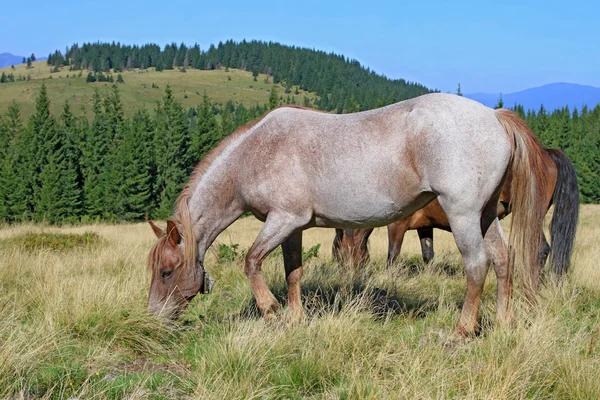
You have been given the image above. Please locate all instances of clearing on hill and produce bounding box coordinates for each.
[0,61,316,118]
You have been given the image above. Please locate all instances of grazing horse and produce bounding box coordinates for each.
[146,93,548,336]
[332,148,579,276]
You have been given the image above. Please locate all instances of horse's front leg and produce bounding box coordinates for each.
[245,212,308,320]
[281,231,305,322]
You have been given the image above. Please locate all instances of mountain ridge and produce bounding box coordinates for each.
[466,82,600,112]
[0,52,47,68]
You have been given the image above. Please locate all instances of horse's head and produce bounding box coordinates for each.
[146,220,203,319]
[332,228,371,265]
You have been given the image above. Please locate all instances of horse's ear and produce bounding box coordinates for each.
[148,220,164,238]
[166,220,181,247]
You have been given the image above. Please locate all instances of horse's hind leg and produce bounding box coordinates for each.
[418,227,434,264]
[245,212,309,320]
[387,220,409,265]
[281,231,305,322]
[538,233,550,282]
[484,218,512,328]
[441,199,497,336]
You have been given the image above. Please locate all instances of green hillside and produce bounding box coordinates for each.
[0,61,315,118]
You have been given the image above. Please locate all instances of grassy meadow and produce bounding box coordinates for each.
[0,61,316,118]
[0,206,599,399]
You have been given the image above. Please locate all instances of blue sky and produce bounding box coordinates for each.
[1,0,597,93]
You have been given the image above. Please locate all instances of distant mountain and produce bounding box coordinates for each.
[466,83,600,112]
[0,53,47,68]
[0,53,25,68]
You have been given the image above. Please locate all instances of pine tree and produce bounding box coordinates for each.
[268,87,279,110]
[36,99,83,223]
[100,85,126,218]
[83,89,111,218]
[456,83,463,96]
[154,85,192,218]
[494,94,504,109]
[113,110,154,219]
[220,107,235,136]
[26,82,58,218]
[190,92,220,166]
[58,101,83,219]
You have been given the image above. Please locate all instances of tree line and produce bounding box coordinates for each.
[1,81,598,224]
[47,40,433,113]
[0,82,271,223]
[518,104,600,203]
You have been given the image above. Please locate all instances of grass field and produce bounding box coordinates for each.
[0,206,599,399]
[0,62,316,118]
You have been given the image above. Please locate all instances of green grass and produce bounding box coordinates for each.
[0,231,102,251]
[0,61,317,118]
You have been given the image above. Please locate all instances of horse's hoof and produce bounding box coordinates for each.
[453,325,477,338]
[262,302,281,322]
[285,308,306,325]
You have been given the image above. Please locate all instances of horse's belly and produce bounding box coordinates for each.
[313,190,435,229]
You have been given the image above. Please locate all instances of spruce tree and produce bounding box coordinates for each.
[113,110,154,219]
[190,92,220,166]
[494,94,504,109]
[268,87,279,110]
[83,89,111,218]
[27,82,57,218]
[37,100,83,223]
[154,85,192,218]
[220,107,236,137]
[0,102,32,220]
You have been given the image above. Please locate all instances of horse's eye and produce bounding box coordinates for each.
[161,270,173,279]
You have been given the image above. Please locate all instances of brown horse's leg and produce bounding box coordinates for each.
[387,220,409,265]
[245,213,308,320]
[281,231,305,322]
[418,227,434,264]
[485,218,512,328]
[538,233,550,283]
[356,228,374,265]
[332,229,344,264]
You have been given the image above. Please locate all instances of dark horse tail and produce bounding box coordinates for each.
[547,149,579,275]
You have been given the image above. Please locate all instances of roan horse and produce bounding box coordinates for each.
[146,93,548,336]
[332,148,579,275]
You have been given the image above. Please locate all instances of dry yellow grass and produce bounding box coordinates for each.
[0,206,598,398]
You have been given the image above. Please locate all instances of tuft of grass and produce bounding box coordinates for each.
[0,231,103,251]
[302,243,321,262]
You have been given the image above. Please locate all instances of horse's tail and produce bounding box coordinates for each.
[495,109,548,300]
[546,149,579,275]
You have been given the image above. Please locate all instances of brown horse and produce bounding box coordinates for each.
[146,93,549,336]
[333,148,579,276]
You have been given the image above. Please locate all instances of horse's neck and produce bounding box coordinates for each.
[188,168,244,262]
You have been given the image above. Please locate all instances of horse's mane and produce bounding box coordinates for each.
[171,105,317,273]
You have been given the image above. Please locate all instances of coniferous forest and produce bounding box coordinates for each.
[0,40,599,224]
